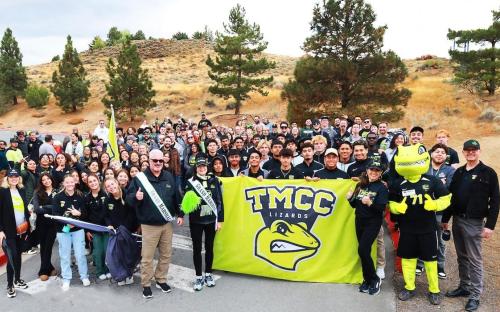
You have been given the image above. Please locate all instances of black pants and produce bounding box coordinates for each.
[37,216,57,276]
[189,222,216,276]
[2,235,24,287]
[355,216,382,283]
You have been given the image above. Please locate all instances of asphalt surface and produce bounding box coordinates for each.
[0,221,396,312]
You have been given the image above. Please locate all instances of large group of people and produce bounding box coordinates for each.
[0,113,497,311]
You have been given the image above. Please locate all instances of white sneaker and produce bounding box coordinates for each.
[376,267,385,280]
[82,278,91,287]
[98,274,107,281]
[106,273,112,279]
[61,280,70,291]
[118,276,133,286]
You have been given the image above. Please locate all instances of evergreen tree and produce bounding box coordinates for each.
[283,0,410,123]
[133,30,146,40]
[448,10,499,95]
[172,32,189,40]
[206,4,275,115]
[102,39,156,122]
[107,27,122,46]
[192,26,214,42]
[51,35,90,112]
[89,36,106,51]
[0,28,27,105]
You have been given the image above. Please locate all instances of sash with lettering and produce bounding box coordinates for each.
[136,172,174,222]
[188,177,218,228]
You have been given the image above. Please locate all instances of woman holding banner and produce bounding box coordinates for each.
[0,169,30,298]
[348,160,388,296]
[181,158,224,291]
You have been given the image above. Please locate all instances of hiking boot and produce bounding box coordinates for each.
[368,277,381,295]
[155,282,172,293]
[437,267,447,279]
[398,289,415,301]
[445,286,470,298]
[6,286,16,298]
[428,292,442,305]
[193,276,204,291]
[14,280,28,289]
[142,287,153,299]
[465,299,480,311]
[358,280,369,293]
[415,265,424,276]
[205,273,215,287]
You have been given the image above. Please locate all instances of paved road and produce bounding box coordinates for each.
[0,221,396,312]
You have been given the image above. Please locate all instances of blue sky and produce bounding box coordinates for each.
[0,0,498,65]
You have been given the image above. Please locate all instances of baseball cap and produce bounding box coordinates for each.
[126,135,137,142]
[367,160,384,171]
[7,168,20,177]
[410,126,424,134]
[320,115,329,120]
[196,158,208,167]
[10,137,18,143]
[463,139,480,150]
[324,148,339,157]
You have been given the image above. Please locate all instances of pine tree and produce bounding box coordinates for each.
[206,4,275,115]
[448,10,499,95]
[0,28,27,105]
[51,35,90,112]
[133,30,146,40]
[89,36,106,51]
[107,27,122,46]
[172,32,189,40]
[102,38,156,122]
[282,0,410,123]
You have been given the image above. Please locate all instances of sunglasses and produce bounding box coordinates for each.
[364,120,371,123]
[151,159,164,163]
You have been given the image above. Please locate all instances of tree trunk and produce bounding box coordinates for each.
[235,53,242,115]
[489,41,496,95]
[72,102,77,112]
[12,96,17,105]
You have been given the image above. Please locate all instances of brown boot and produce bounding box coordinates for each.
[40,275,49,281]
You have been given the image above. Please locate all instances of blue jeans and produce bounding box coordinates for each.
[57,229,88,281]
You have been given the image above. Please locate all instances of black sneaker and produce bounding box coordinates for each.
[398,289,415,301]
[428,292,442,305]
[7,286,16,298]
[415,265,424,276]
[14,280,28,289]
[445,286,470,298]
[368,277,381,295]
[142,287,153,299]
[359,280,369,293]
[465,299,480,311]
[155,282,172,293]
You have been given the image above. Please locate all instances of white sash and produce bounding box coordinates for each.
[136,172,175,222]
[188,178,218,222]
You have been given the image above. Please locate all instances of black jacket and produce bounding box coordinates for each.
[0,187,30,239]
[84,190,108,227]
[185,175,224,224]
[126,168,183,226]
[442,162,499,230]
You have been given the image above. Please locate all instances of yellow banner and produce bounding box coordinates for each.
[213,176,373,283]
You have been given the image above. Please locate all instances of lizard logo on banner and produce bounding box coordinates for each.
[245,186,336,270]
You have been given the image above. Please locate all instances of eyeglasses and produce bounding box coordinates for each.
[150,159,164,163]
[188,136,193,139]
[364,120,371,123]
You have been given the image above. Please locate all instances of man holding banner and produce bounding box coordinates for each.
[126,149,184,299]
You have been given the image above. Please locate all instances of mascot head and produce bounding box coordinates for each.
[393,144,430,181]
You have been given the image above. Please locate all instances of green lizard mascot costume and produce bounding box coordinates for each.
[388,144,451,305]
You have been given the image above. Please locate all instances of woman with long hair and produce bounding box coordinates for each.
[129,151,140,168]
[51,153,71,189]
[99,152,111,175]
[347,161,388,296]
[31,172,58,281]
[84,174,110,281]
[103,178,137,286]
[0,169,30,298]
[52,174,89,290]
[116,169,130,190]
[182,158,223,291]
